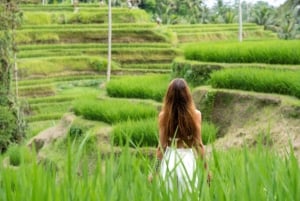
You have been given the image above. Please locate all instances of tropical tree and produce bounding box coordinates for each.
[211,0,237,23]
[276,0,300,39]
[249,1,276,29]
[0,0,25,152]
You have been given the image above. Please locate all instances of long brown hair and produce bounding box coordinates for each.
[160,78,200,147]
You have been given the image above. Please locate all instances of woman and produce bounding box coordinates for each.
[150,78,207,196]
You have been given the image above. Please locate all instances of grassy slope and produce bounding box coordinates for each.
[16,4,299,161]
[193,86,300,159]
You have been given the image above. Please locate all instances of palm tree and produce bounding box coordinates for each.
[249,1,276,29]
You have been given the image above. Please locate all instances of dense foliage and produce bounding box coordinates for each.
[0,0,25,152]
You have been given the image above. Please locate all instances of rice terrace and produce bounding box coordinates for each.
[0,0,300,200]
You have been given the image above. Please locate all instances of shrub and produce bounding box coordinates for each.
[210,67,300,98]
[184,40,300,64]
[112,118,158,147]
[73,98,158,123]
[0,106,17,152]
[171,58,222,86]
[106,75,170,101]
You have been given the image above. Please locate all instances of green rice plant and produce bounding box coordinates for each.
[19,42,171,51]
[17,28,168,44]
[112,119,217,147]
[18,47,176,59]
[122,63,171,69]
[73,98,158,123]
[0,139,299,201]
[18,84,56,97]
[7,144,33,166]
[106,75,170,101]
[29,102,72,116]
[171,58,222,86]
[178,30,276,42]
[19,75,104,86]
[210,67,300,98]
[26,113,64,122]
[18,56,118,79]
[167,23,260,29]
[202,121,218,144]
[184,40,300,64]
[7,144,21,166]
[112,118,158,147]
[22,9,150,25]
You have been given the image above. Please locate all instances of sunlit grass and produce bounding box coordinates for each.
[0,139,299,201]
[73,98,158,123]
[210,67,300,98]
[106,75,170,101]
[184,40,300,64]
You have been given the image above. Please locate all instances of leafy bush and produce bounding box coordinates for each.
[210,67,300,98]
[0,106,17,152]
[73,98,158,123]
[112,118,158,147]
[184,40,300,64]
[106,75,170,101]
[171,58,222,86]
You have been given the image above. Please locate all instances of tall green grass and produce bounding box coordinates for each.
[73,98,158,123]
[184,40,300,64]
[106,75,170,101]
[210,67,300,98]
[0,141,299,201]
[112,119,218,147]
[112,118,158,147]
[18,56,117,79]
[22,9,150,25]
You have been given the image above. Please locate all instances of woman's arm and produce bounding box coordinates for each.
[195,110,205,159]
[156,112,165,161]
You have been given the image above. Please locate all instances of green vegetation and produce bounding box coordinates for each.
[0,143,299,201]
[172,58,222,86]
[112,118,218,147]
[202,121,218,144]
[73,98,158,123]
[210,68,300,98]
[22,8,150,24]
[18,56,116,79]
[16,28,168,44]
[0,106,18,152]
[112,118,158,147]
[184,41,300,64]
[106,75,170,101]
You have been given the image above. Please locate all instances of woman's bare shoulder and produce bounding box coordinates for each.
[195,109,201,115]
[195,109,201,120]
[158,111,164,120]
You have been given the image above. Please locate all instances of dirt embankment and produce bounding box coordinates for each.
[193,87,300,159]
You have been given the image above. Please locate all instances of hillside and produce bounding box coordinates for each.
[12,3,300,161]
